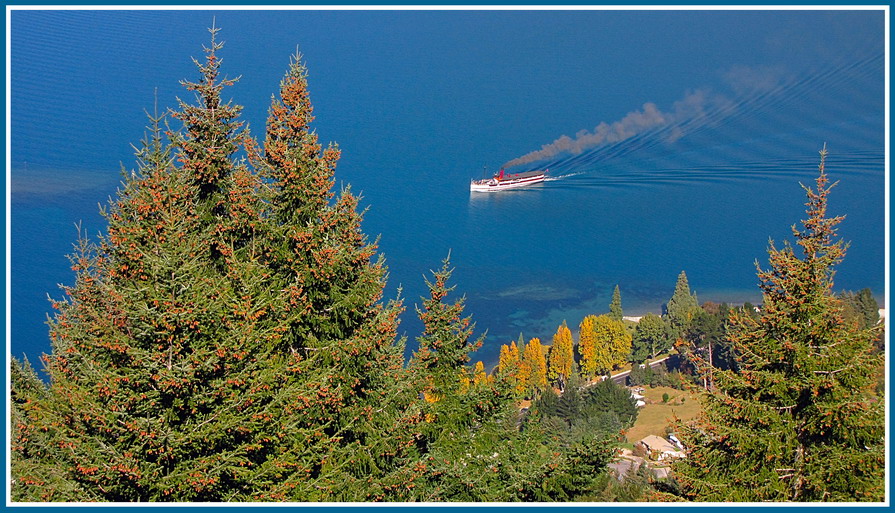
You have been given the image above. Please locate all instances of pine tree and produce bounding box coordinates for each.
[838,288,883,353]
[547,321,575,390]
[169,23,243,206]
[411,394,616,501]
[24,48,292,498]
[672,147,885,502]
[854,288,880,329]
[666,271,699,340]
[609,285,623,321]
[582,379,638,428]
[682,306,728,389]
[404,262,548,502]
[11,357,89,501]
[839,288,880,330]
[29,78,282,503]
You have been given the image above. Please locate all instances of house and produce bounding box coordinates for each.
[609,448,674,482]
[637,435,686,461]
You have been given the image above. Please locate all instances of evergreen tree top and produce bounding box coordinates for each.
[667,270,699,326]
[14,25,415,502]
[609,285,623,321]
[170,23,245,199]
[413,253,482,374]
[672,147,884,502]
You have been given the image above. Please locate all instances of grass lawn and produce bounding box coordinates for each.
[625,386,702,443]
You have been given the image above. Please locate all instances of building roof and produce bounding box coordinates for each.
[639,435,677,453]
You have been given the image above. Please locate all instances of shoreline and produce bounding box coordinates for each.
[468,289,886,372]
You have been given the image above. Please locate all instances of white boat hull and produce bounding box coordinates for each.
[470,172,546,192]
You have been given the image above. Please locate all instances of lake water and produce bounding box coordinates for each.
[10,10,886,372]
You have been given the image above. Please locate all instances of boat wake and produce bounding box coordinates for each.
[544,171,584,182]
[501,51,883,189]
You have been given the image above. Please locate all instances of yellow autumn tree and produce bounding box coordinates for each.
[593,314,632,370]
[524,337,548,392]
[579,315,612,378]
[547,321,575,390]
[497,340,521,392]
[473,360,490,386]
[514,335,532,396]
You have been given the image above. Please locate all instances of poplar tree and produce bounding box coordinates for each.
[579,314,630,377]
[514,334,533,396]
[672,148,885,502]
[497,340,522,391]
[578,315,600,378]
[472,361,490,386]
[522,337,548,393]
[547,321,575,390]
[592,314,632,370]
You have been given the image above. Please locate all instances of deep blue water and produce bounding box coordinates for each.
[10,9,886,372]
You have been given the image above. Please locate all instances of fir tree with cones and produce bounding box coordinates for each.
[409,254,488,435]
[11,28,413,502]
[672,147,885,502]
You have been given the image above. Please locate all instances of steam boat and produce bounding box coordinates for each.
[470,168,547,192]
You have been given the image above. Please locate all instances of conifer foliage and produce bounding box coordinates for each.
[247,46,412,501]
[18,23,878,505]
[410,254,486,422]
[11,27,410,502]
[170,24,243,202]
[666,271,699,339]
[672,148,885,502]
[609,285,623,321]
